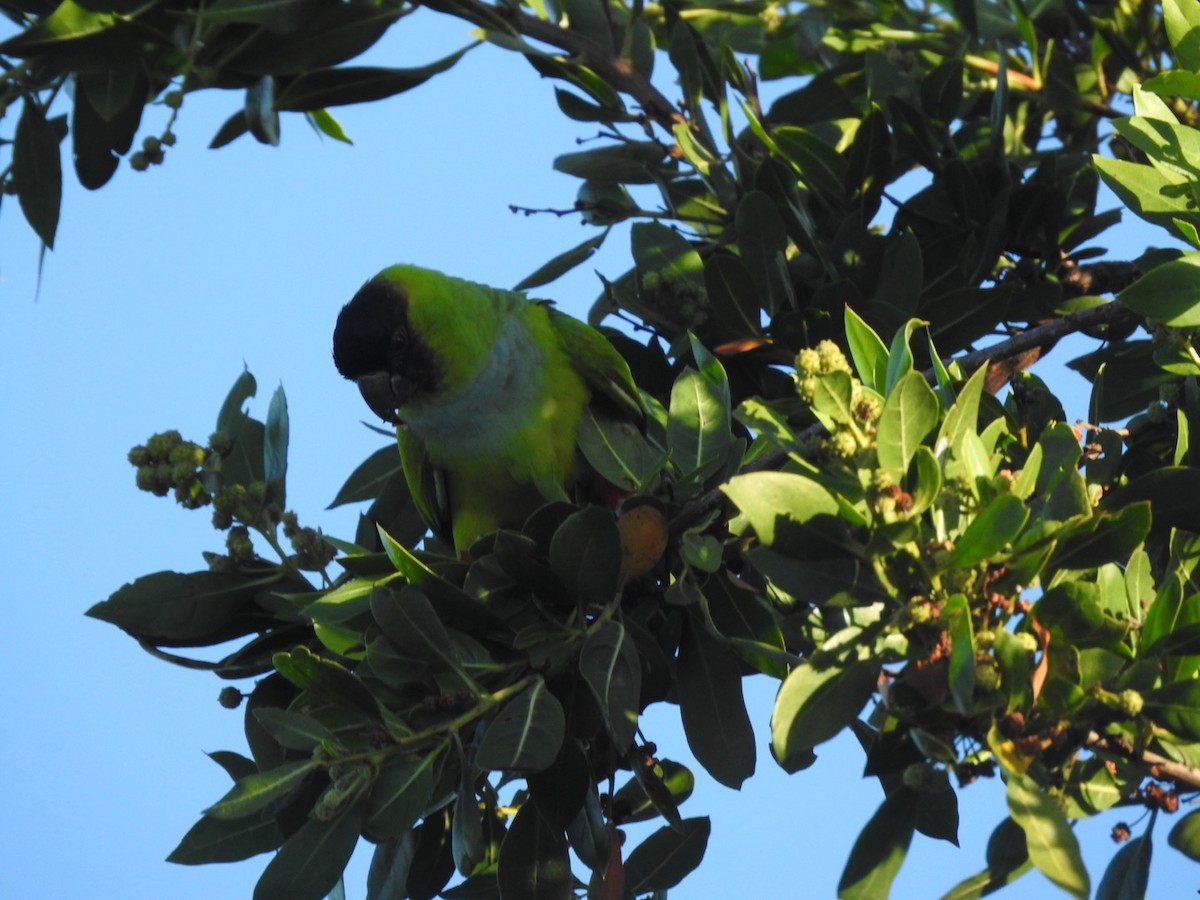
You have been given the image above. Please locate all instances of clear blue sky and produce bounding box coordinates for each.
[1,10,1190,898]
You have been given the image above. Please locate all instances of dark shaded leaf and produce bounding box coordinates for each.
[253,802,364,900]
[476,680,566,773]
[579,620,640,749]
[548,506,621,606]
[1096,827,1152,900]
[676,614,755,788]
[167,812,284,864]
[329,445,401,508]
[276,47,474,110]
[623,817,710,894]
[513,229,609,291]
[14,101,62,247]
[86,569,266,642]
[496,803,571,900]
[1143,680,1200,741]
[838,788,916,899]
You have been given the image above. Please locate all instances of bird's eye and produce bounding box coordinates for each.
[390,330,407,358]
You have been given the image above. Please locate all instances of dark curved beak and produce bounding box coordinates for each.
[356,372,411,425]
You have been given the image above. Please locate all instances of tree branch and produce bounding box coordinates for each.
[1087,731,1200,792]
[954,299,1136,380]
[503,10,684,132]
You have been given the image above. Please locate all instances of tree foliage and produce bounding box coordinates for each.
[9,0,1200,894]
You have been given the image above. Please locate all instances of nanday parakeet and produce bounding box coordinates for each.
[332,264,645,553]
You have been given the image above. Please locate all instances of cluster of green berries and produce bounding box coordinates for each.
[283,511,336,572]
[129,430,212,509]
[129,91,181,171]
[795,340,881,459]
[795,340,854,402]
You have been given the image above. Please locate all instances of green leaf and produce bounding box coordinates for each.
[264,384,289,504]
[14,102,63,248]
[579,621,641,750]
[496,803,572,900]
[612,758,694,824]
[307,109,353,144]
[1005,775,1089,899]
[876,371,940,475]
[704,254,763,337]
[272,646,382,721]
[167,812,284,864]
[276,48,475,110]
[253,802,364,900]
[476,681,566,772]
[721,471,841,552]
[371,584,459,669]
[245,76,280,146]
[1034,581,1129,649]
[668,354,732,479]
[945,494,1029,569]
[548,506,621,606]
[1142,680,1200,741]
[937,364,987,452]
[0,0,116,51]
[1168,809,1200,862]
[1096,827,1152,900]
[252,707,336,751]
[1143,70,1200,103]
[205,0,319,27]
[838,788,916,899]
[943,594,976,716]
[1102,466,1200,532]
[452,775,485,876]
[1164,0,1200,70]
[86,569,266,642]
[623,817,711,894]
[1094,155,1200,240]
[736,191,791,315]
[770,660,877,772]
[845,306,888,391]
[773,126,847,207]
[884,320,927,392]
[553,141,666,183]
[527,738,591,830]
[206,93,248,142]
[329,445,401,508]
[676,615,756,788]
[365,754,436,842]
[217,368,257,434]
[206,759,319,819]
[1117,252,1200,326]
[1048,504,1151,572]
[513,229,609,291]
[375,525,506,631]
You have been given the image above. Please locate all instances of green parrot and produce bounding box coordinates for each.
[332,264,645,553]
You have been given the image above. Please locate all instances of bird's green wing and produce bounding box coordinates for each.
[546,306,645,424]
[396,425,452,546]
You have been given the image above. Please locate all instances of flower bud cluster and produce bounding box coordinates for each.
[795,340,880,460]
[129,430,211,509]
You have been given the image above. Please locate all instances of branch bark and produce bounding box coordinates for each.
[505,9,684,131]
[1087,731,1200,792]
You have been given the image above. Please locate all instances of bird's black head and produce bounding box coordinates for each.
[333,276,443,424]
[332,277,409,381]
